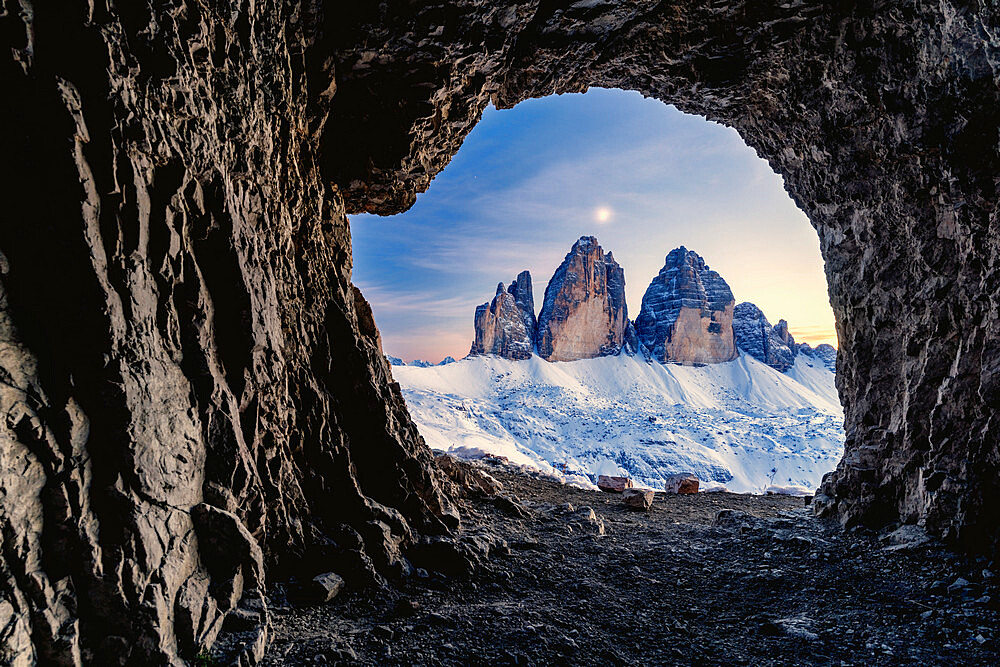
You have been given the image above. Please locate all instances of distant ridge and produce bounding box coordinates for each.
[466,236,835,374]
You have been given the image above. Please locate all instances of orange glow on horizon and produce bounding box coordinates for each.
[788,327,838,348]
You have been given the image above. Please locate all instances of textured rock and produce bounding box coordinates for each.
[308,573,345,604]
[0,4,458,663]
[536,237,627,361]
[732,302,798,372]
[438,356,458,366]
[3,1,999,662]
[387,355,406,367]
[597,475,633,493]
[663,474,701,495]
[799,343,838,373]
[622,488,655,510]
[469,275,535,360]
[635,248,737,365]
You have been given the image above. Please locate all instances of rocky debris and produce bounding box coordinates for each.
[732,302,799,372]
[635,248,737,365]
[308,573,345,604]
[597,475,633,492]
[469,276,535,360]
[436,454,504,498]
[664,473,700,495]
[262,463,1000,665]
[622,488,655,510]
[880,525,932,552]
[536,237,628,361]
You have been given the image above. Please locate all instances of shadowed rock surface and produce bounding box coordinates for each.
[259,462,1000,665]
[636,247,738,365]
[469,278,535,360]
[536,237,628,361]
[733,302,798,372]
[1,0,999,663]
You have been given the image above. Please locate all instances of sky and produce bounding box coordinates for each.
[350,88,837,364]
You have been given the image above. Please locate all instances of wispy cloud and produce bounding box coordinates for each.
[351,89,835,362]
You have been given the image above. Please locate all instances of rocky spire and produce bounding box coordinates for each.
[634,247,737,365]
[535,237,628,361]
[732,302,798,372]
[469,274,535,360]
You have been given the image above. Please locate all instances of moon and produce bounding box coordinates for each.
[594,206,613,223]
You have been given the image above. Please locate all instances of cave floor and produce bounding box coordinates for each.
[258,463,998,665]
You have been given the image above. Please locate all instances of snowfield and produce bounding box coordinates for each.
[392,352,845,495]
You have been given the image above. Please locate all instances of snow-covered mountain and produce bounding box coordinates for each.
[393,351,843,494]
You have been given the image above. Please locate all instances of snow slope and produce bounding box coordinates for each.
[392,352,844,494]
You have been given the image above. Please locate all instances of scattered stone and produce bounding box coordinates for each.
[622,488,654,510]
[308,573,345,604]
[597,475,632,492]
[881,524,931,551]
[663,473,700,495]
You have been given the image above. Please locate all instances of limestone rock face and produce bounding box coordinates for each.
[469,274,535,360]
[732,302,798,372]
[0,4,459,663]
[5,0,1000,661]
[635,248,737,365]
[536,237,627,361]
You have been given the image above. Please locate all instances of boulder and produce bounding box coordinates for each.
[622,488,654,510]
[469,274,536,360]
[597,475,633,492]
[536,237,628,361]
[308,572,345,604]
[634,247,737,365]
[663,473,700,494]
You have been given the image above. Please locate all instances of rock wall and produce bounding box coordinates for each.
[635,248,737,365]
[2,0,999,662]
[536,237,628,362]
[469,278,535,360]
[733,302,798,372]
[0,3,457,664]
[322,2,999,556]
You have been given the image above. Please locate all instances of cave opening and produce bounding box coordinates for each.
[350,88,844,496]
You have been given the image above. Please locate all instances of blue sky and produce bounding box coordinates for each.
[351,88,835,363]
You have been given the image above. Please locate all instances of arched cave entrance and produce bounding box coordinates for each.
[352,88,844,495]
[0,2,996,663]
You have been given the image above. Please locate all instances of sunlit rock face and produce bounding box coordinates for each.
[635,248,737,365]
[469,275,535,360]
[733,302,798,372]
[536,237,628,362]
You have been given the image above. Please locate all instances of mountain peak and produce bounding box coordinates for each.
[536,236,628,361]
[635,247,736,364]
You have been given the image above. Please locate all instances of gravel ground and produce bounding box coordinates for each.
[246,461,998,665]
